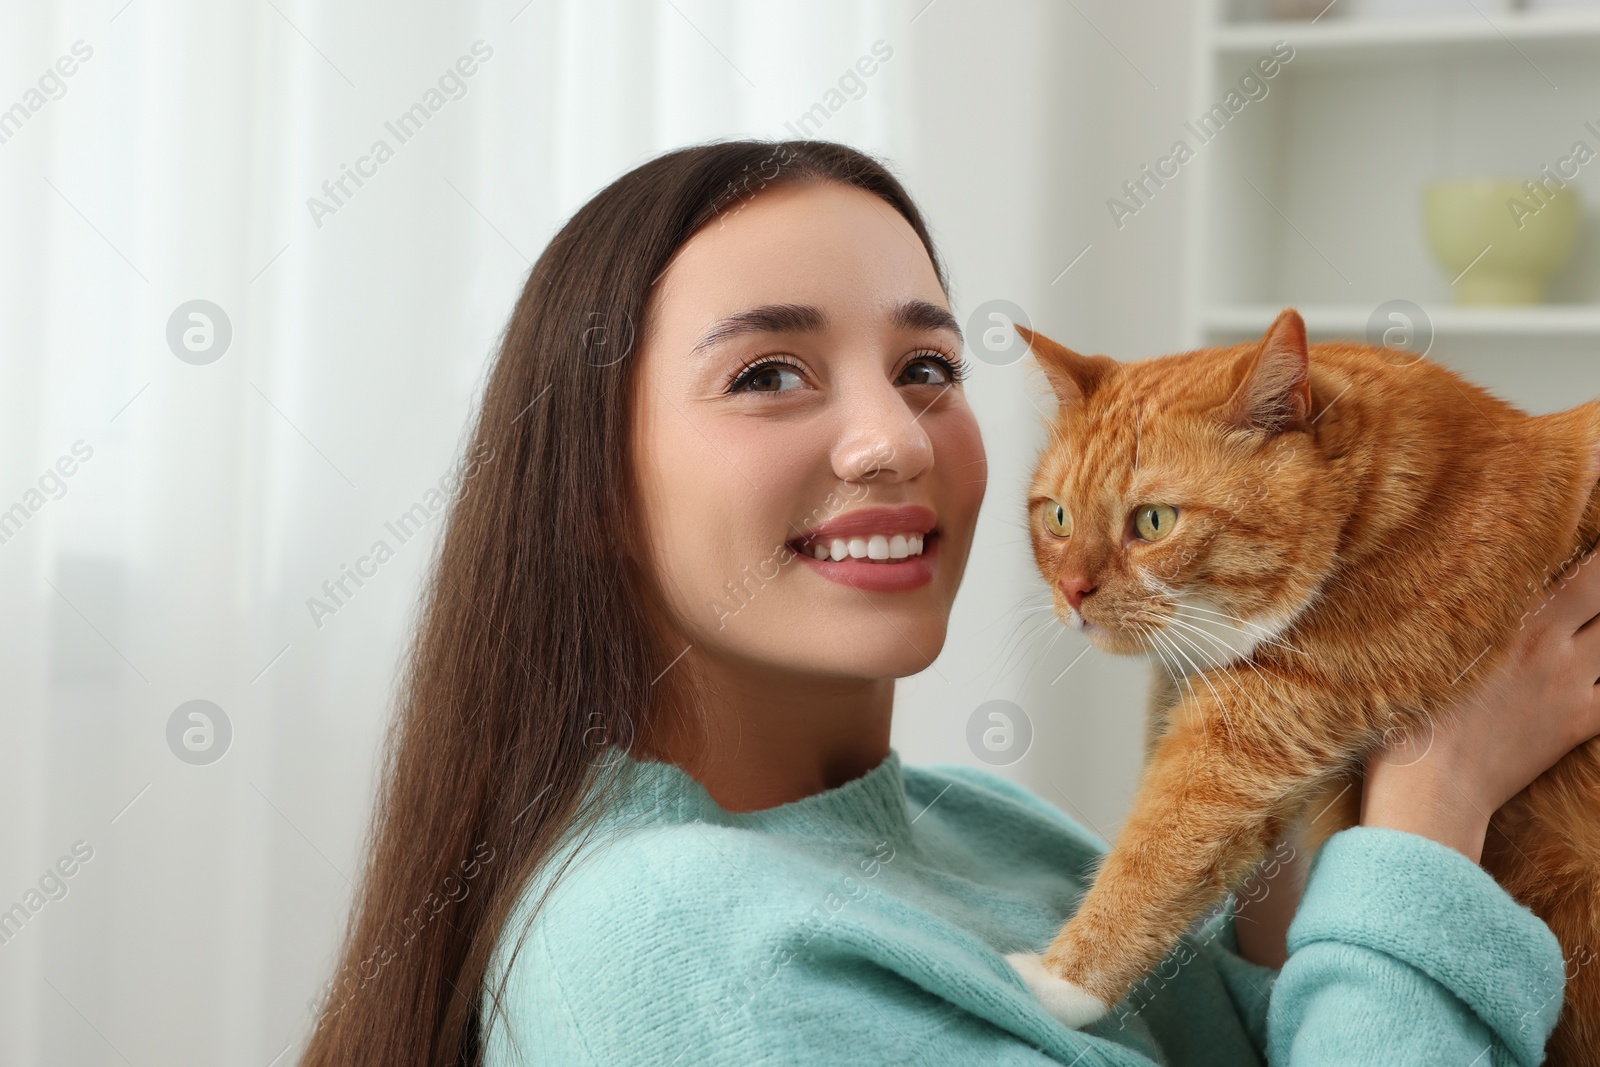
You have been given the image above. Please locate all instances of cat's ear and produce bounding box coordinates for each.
[1224,308,1313,437]
[1016,324,1112,411]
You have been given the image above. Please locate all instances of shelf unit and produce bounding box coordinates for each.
[1205,303,1600,337]
[1182,1,1600,410]
[1215,9,1600,57]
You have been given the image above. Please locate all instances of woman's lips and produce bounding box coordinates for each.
[793,503,937,544]
[788,530,939,592]
[784,504,940,592]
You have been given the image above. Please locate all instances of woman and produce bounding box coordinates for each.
[299,139,1600,1066]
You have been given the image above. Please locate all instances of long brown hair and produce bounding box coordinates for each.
[296,138,949,1066]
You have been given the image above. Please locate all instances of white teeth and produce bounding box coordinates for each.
[807,531,931,563]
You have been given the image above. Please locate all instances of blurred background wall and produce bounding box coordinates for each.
[4,0,1598,1062]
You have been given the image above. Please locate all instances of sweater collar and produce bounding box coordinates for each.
[603,748,913,843]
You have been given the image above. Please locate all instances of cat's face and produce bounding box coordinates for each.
[1023,311,1338,673]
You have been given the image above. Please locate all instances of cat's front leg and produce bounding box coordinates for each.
[1007,696,1320,1028]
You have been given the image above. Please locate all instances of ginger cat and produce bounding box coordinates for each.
[1004,308,1600,1064]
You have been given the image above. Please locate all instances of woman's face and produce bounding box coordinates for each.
[629,180,987,683]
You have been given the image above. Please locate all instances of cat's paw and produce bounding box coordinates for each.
[1003,951,1111,1029]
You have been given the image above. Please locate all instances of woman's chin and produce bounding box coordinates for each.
[801,629,951,680]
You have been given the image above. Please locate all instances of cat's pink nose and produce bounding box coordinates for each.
[1057,573,1096,611]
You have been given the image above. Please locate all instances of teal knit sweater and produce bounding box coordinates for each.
[480,749,1566,1065]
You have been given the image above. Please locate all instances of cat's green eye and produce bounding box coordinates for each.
[1134,504,1178,542]
[1043,500,1071,538]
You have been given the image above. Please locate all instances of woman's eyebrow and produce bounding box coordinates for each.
[690,298,962,356]
[891,298,963,345]
[691,303,825,355]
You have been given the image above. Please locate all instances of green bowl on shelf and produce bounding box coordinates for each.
[1421,180,1580,305]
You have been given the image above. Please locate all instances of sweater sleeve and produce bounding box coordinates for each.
[931,762,1286,1056]
[1267,826,1566,1067]
[932,764,1567,1064]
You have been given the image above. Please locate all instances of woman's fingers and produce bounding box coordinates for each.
[1542,545,1600,636]
[1575,600,1600,743]
[1577,583,1600,669]
[1549,550,1600,747]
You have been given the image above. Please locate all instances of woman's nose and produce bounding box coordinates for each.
[832,380,935,484]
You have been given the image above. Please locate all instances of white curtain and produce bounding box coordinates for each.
[1,0,1161,1061]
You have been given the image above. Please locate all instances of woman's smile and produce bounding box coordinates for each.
[786,503,940,592]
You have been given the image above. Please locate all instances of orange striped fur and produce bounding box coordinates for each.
[1019,309,1600,1062]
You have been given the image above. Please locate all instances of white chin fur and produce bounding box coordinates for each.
[1003,951,1111,1029]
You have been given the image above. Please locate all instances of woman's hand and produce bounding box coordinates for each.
[1237,544,1600,967]
[1363,545,1600,863]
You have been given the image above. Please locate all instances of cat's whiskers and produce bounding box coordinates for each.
[1129,616,1193,716]
[1165,625,1282,755]
[1026,623,1072,687]
[1136,627,1188,715]
[1142,626,1217,746]
[969,599,1046,678]
[1135,611,1241,750]
[986,588,1082,682]
[1157,614,1236,671]
[989,612,1067,683]
[1167,604,1294,662]
[989,596,1049,629]
[1132,598,1306,759]
[1146,608,1303,756]
[1146,614,1259,715]
[1161,613,1302,751]
[1154,598,1307,658]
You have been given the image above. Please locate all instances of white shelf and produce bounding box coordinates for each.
[1216,11,1600,60]
[1183,0,1600,402]
[1204,304,1600,337]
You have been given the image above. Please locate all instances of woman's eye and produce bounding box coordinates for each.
[899,359,949,387]
[729,361,805,394]
[897,351,967,388]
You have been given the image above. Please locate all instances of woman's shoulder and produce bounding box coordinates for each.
[488,815,862,989]
[500,817,791,945]
[481,821,804,1064]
